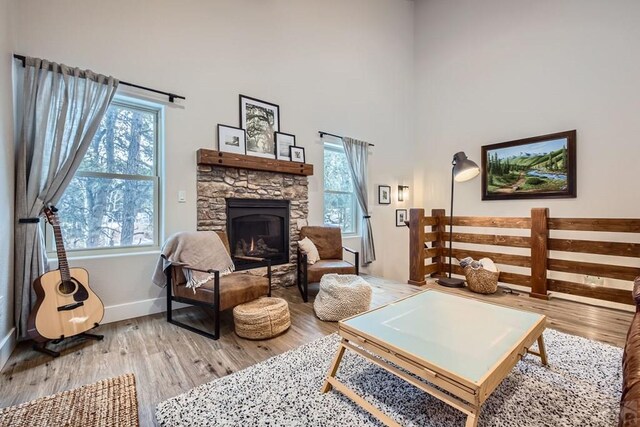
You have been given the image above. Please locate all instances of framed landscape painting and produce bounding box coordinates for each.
[240,95,279,159]
[481,130,576,200]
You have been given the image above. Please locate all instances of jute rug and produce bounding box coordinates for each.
[157,330,622,426]
[0,373,139,427]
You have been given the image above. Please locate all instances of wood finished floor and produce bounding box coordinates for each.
[0,276,634,426]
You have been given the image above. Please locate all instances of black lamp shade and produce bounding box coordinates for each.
[453,152,480,182]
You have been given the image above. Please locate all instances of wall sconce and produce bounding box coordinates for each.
[398,185,410,202]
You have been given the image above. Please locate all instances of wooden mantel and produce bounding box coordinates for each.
[197,149,314,176]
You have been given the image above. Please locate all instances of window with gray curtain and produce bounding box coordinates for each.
[46,98,162,253]
[323,142,359,235]
[14,57,118,338]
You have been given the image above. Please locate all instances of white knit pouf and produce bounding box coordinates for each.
[313,274,372,321]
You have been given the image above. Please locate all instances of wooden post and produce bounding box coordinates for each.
[408,208,426,285]
[432,209,446,277]
[530,208,549,300]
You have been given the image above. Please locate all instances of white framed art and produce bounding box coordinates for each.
[275,132,296,161]
[217,124,246,155]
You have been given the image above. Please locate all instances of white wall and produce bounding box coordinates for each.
[0,0,16,367]
[12,0,418,322]
[415,0,640,217]
[415,0,640,305]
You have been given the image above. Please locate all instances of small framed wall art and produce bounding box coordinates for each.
[378,185,391,205]
[217,124,246,155]
[275,132,296,161]
[290,146,305,163]
[396,209,407,227]
[240,94,280,159]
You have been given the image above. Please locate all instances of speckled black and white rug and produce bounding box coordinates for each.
[156,329,622,426]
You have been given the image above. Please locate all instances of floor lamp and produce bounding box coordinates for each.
[437,151,480,288]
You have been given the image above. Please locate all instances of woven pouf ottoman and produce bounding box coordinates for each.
[233,297,290,340]
[314,274,372,321]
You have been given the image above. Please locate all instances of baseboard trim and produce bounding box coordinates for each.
[0,327,16,371]
[102,297,188,325]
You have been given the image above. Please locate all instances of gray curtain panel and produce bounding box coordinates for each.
[342,137,376,265]
[14,57,118,338]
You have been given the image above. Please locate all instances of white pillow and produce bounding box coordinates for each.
[299,237,320,264]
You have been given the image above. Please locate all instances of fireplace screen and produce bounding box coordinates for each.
[226,199,290,269]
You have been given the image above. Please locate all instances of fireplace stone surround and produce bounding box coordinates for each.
[197,164,309,287]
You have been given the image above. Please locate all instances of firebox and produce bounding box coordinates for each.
[226,198,290,270]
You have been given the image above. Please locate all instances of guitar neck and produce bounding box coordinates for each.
[52,223,71,282]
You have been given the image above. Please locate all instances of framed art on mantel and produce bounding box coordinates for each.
[481,130,577,200]
[217,124,246,155]
[275,132,296,161]
[240,95,280,159]
[290,146,305,163]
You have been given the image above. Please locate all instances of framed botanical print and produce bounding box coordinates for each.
[290,146,305,163]
[240,95,280,159]
[481,130,576,200]
[396,209,407,227]
[275,132,296,161]
[217,124,246,155]
[378,185,391,205]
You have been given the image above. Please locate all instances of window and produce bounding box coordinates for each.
[50,99,161,252]
[323,143,358,235]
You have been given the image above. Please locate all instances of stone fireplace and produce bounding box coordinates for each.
[197,164,309,287]
[226,198,290,269]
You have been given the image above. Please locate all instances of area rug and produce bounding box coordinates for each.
[156,330,622,426]
[0,373,139,427]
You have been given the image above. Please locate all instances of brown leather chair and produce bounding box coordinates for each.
[620,277,640,426]
[165,231,271,340]
[296,226,359,302]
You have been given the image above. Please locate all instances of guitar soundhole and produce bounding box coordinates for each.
[58,280,78,295]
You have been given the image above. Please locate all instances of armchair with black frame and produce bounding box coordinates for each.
[165,231,272,340]
[296,226,359,302]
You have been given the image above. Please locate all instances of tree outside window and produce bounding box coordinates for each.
[323,144,358,234]
[50,100,161,252]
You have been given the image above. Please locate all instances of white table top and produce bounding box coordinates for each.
[342,290,545,384]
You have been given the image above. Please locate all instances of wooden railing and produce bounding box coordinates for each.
[408,208,640,305]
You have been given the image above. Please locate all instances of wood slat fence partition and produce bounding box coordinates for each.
[408,208,640,305]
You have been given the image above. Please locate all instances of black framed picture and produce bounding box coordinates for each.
[275,132,296,161]
[482,130,577,200]
[217,124,246,155]
[290,146,305,163]
[239,95,280,159]
[396,209,407,227]
[378,185,391,205]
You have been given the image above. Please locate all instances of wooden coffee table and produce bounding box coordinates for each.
[321,289,547,426]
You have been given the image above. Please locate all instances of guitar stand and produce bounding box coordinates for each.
[32,329,104,358]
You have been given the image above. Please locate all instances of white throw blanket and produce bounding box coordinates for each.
[459,256,498,272]
[152,231,235,290]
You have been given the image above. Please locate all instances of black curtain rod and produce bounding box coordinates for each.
[319,131,375,147]
[13,54,186,103]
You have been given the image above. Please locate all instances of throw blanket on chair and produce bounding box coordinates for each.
[152,231,235,290]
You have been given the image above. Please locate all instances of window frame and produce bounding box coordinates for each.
[45,97,163,257]
[323,142,360,237]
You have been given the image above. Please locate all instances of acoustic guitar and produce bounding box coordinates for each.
[27,206,104,341]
